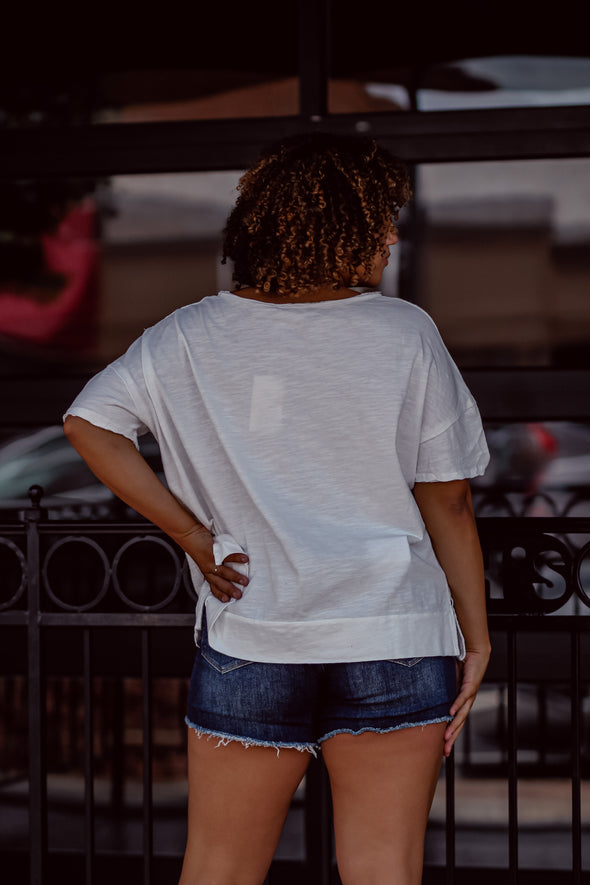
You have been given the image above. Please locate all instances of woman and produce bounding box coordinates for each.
[64,134,491,885]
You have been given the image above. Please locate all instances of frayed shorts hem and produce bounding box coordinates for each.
[185,716,319,756]
[317,715,452,744]
[185,714,452,755]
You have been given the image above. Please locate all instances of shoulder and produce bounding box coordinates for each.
[376,295,437,325]
[141,294,221,342]
[372,296,444,343]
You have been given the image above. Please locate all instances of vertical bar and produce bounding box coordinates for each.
[297,0,330,118]
[304,756,332,885]
[444,750,455,885]
[109,678,125,813]
[318,762,332,885]
[83,629,95,885]
[50,678,63,764]
[571,631,582,885]
[70,678,81,767]
[25,487,47,885]
[537,684,547,766]
[395,62,421,307]
[142,629,153,885]
[498,684,507,766]
[507,626,518,885]
[3,678,15,762]
[397,176,425,308]
[463,707,472,766]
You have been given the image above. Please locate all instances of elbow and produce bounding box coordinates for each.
[63,414,78,442]
[414,478,475,525]
[445,483,472,517]
[414,478,472,509]
[63,415,90,450]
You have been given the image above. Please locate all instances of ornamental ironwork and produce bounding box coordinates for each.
[2,489,590,619]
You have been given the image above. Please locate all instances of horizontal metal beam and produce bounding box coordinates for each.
[462,368,590,421]
[0,376,94,427]
[3,368,590,427]
[39,613,194,627]
[1,105,590,178]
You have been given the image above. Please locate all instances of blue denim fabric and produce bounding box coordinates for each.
[186,618,456,754]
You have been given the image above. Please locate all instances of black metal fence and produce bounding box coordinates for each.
[1,489,590,884]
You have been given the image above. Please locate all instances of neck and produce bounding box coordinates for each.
[231,286,369,304]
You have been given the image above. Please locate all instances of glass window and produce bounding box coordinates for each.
[4,419,590,522]
[97,172,241,362]
[0,171,242,369]
[418,56,590,111]
[0,167,408,372]
[328,75,412,114]
[330,55,590,114]
[472,421,590,518]
[96,70,301,124]
[414,157,590,367]
[1,7,298,127]
[334,55,590,114]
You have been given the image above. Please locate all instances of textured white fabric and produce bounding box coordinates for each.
[65,291,489,663]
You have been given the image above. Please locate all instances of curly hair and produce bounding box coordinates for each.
[221,133,411,297]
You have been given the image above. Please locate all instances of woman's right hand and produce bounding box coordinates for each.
[62,419,249,603]
[172,523,249,603]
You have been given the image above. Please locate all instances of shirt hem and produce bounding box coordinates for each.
[206,608,465,664]
[415,459,489,483]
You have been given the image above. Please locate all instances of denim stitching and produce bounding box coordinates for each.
[387,657,424,667]
[201,649,254,674]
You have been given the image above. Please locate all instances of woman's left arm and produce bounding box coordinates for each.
[63,416,248,602]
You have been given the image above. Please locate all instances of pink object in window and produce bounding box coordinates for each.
[0,200,99,354]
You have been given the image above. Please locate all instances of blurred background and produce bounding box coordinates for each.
[2,2,590,881]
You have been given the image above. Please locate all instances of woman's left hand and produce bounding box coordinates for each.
[172,523,249,604]
[443,647,490,757]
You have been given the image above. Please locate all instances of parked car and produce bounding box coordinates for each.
[0,426,162,520]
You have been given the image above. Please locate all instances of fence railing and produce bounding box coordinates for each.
[1,488,590,884]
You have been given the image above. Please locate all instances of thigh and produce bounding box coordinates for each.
[179,728,310,885]
[322,723,446,885]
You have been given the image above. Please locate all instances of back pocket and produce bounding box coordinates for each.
[202,644,254,674]
[388,657,424,668]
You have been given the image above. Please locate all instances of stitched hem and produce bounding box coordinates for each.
[317,716,452,744]
[185,716,318,757]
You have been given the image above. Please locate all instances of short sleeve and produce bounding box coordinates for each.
[414,327,490,483]
[63,338,151,448]
[415,404,489,482]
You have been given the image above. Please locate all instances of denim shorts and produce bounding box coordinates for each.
[186,618,457,755]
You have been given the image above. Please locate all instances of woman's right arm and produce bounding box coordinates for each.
[413,478,490,757]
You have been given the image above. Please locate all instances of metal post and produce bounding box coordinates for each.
[297,0,330,119]
[445,751,455,885]
[109,678,125,814]
[304,756,332,885]
[83,628,95,885]
[507,627,518,885]
[142,628,153,885]
[25,485,47,885]
[571,631,582,885]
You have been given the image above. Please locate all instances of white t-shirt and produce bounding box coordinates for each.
[65,290,489,663]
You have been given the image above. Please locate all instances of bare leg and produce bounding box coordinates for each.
[321,723,446,885]
[178,728,311,885]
